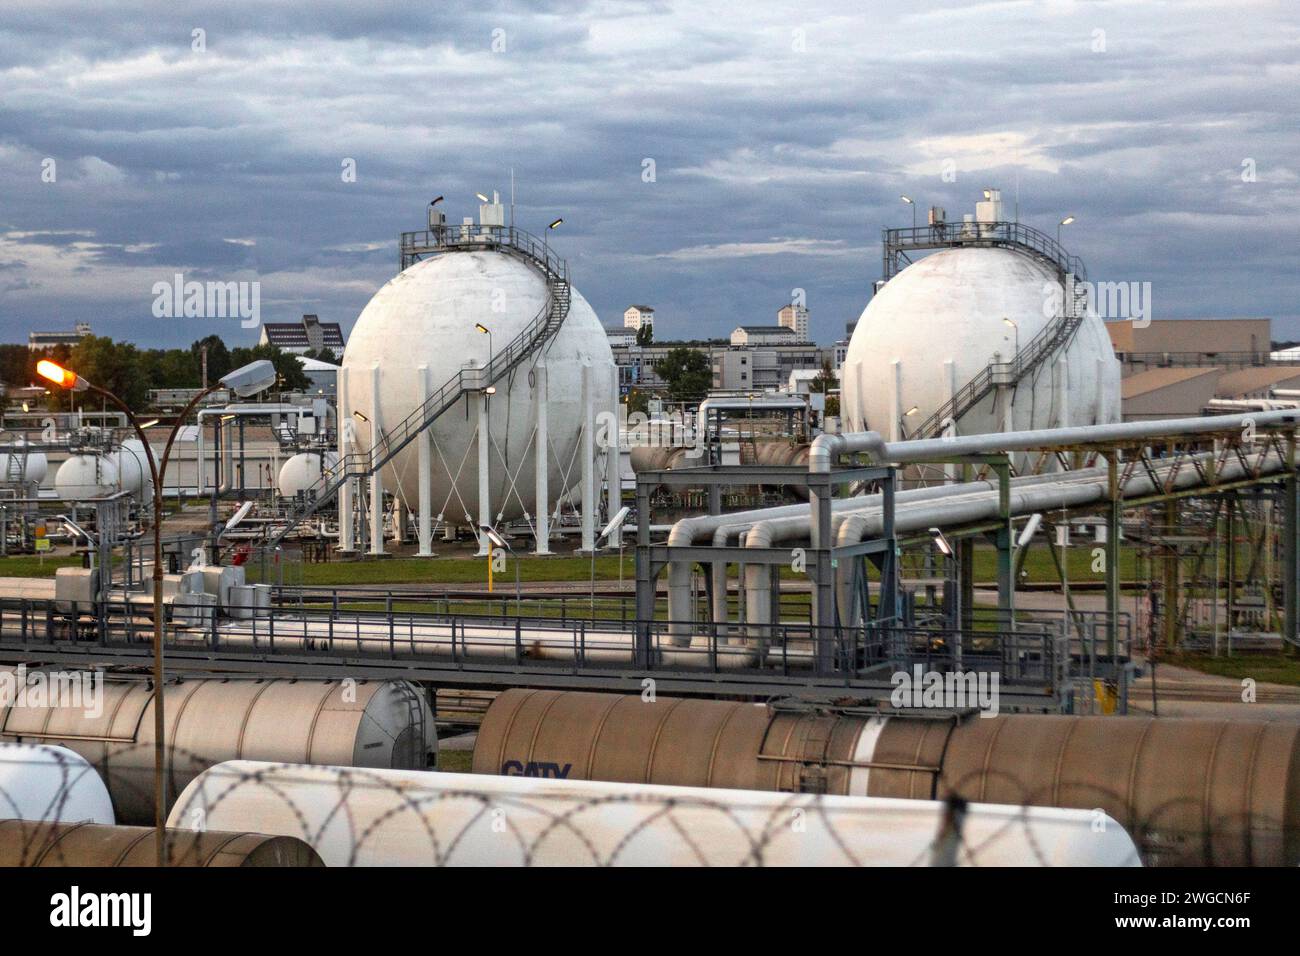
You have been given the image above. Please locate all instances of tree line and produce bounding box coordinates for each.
[0,334,325,411]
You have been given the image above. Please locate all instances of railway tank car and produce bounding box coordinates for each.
[0,671,435,825]
[471,689,1300,866]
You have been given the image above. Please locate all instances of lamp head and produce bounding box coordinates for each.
[36,360,88,392]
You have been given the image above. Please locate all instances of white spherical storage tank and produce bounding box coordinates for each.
[54,454,119,501]
[168,761,1141,866]
[0,743,115,824]
[343,250,616,524]
[278,451,340,498]
[842,247,1121,439]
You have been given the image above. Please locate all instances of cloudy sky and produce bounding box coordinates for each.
[0,0,1296,349]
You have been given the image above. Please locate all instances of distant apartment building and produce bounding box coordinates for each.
[28,322,91,351]
[834,320,856,371]
[730,326,796,347]
[624,305,655,331]
[777,303,809,343]
[612,338,838,395]
[712,343,826,391]
[258,314,346,356]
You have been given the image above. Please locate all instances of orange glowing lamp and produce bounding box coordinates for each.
[36,359,88,392]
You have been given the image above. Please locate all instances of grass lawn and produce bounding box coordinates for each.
[1169,652,1300,687]
[435,750,473,773]
[0,555,84,578]
[247,554,637,587]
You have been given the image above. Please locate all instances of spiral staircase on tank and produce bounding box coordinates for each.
[266,225,571,545]
[879,220,1090,441]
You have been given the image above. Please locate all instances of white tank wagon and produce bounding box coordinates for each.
[842,246,1120,441]
[0,743,114,825]
[168,760,1140,867]
[278,451,340,498]
[342,248,617,536]
[0,674,434,825]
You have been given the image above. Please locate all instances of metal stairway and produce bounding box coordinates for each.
[882,220,1089,441]
[267,225,571,545]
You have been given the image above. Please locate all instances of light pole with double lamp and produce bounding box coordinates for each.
[37,357,277,865]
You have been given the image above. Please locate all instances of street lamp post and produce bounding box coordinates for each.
[1057,215,1075,248]
[901,195,916,230]
[544,217,563,259]
[37,358,276,867]
[475,322,493,376]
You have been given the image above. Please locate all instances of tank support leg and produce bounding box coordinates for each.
[533,358,551,555]
[476,390,491,557]
[416,365,434,557]
[368,363,385,557]
[579,361,596,554]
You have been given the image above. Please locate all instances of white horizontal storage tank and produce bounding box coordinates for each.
[343,250,616,522]
[169,761,1141,867]
[112,438,153,498]
[54,454,119,501]
[0,743,115,824]
[842,246,1121,439]
[278,451,340,498]
[0,448,47,486]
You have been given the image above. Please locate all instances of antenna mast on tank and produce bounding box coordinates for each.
[510,168,515,230]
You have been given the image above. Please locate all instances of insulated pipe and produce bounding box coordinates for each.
[667,499,829,644]
[713,469,1107,633]
[831,447,1287,625]
[811,409,1300,472]
[196,404,309,496]
[1208,399,1300,412]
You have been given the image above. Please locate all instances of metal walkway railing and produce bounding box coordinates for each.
[268,225,571,544]
[881,221,1089,441]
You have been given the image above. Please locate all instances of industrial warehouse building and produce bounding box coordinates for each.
[1107,318,1298,419]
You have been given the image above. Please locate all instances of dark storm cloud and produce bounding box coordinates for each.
[0,0,1296,348]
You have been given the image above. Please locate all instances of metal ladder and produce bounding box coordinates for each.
[267,226,571,545]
